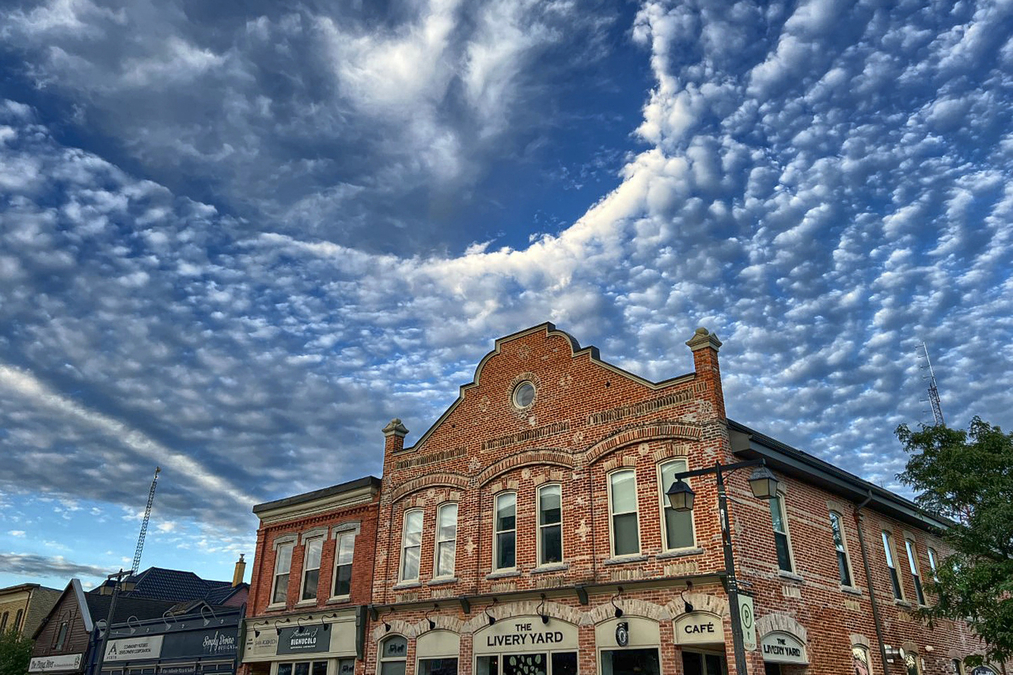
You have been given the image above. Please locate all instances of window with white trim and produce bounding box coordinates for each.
[829,511,852,586]
[609,469,640,556]
[332,531,355,597]
[659,460,694,550]
[400,510,423,582]
[380,635,408,675]
[882,531,904,600]
[769,492,793,572]
[272,541,294,604]
[905,538,926,605]
[301,537,323,601]
[927,547,939,582]
[494,492,516,570]
[538,484,563,565]
[435,503,458,578]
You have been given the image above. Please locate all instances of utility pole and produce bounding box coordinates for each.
[92,569,133,675]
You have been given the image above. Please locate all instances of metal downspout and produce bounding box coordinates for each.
[855,490,891,675]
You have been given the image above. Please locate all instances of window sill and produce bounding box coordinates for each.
[428,577,459,586]
[532,563,569,574]
[840,585,863,596]
[393,581,422,591]
[265,603,287,612]
[604,555,648,566]
[777,571,804,582]
[294,600,316,607]
[894,599,912,608]
[486,569,521,580]
[657,548,704,560]
[326,595,351,605]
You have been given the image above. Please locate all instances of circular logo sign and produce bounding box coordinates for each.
[615,621,629,647]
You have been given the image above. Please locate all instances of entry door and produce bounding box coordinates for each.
[681,651,727,675]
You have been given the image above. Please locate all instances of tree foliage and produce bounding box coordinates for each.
[897,417,1013,668]
[0,628,33,675]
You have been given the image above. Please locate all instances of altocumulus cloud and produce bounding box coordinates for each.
[0,0,1012,581]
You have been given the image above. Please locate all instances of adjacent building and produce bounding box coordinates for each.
[0,582,61,638]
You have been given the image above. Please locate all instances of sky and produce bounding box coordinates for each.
[0,0,1011,591]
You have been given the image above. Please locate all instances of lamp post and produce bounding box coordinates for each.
[92,569,134,675]
[667,460,779,675]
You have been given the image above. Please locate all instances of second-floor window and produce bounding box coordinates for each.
[829,511,852,586]
[659,460,694,551]
[609,470,640,557]
[494,492,517,570]
[905,538,926,605]
[538,484,562,565]
[13,609,22,632]
[769,492,793,572]
[332,531,355,597]
[273,542,294,604]
[301,537,323,601]
[927,547,939,582]
[882,531,904,600]
[435,503,458,577]
[55,621,68,650]
[400,510,423,582]
[0,612,7,631]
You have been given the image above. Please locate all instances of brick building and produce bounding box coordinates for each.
[0,582,60,638]
[242,477,382,675]
[359,323,985,675]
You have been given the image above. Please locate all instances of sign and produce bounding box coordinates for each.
[614,622,629,647]
[163,628,238,660]
[760,632,808,664]
[674,613,722,645]
[277,626,330,655]
[738,596,756,652]
[29,654,84,673]
[473,616,578,655]
[971,668,998,675]
[159,666,198,675]
[105,636,165,662]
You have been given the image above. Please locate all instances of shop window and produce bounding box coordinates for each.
[609,470,640,557]
[333,531,356,598]
[603,648,661,675]
[905,539,926,605]
[494,492,517,570]
[927,547,939,582]
[379,636,408,675]
[337,660,355,675]
[435,503,458,578]
[829,511,852,586]
[278,662,327,675]
[418,659,458,675]
[13,609,23,632]
[763,665,780,675]
[769,492,793,572]
[852,645,871,675]
[301,537,323,601]
[400,510,424,582]
[272,542,294,604]
[538,485,562,565]
[659,460,695,551]
[54,621,69,650]
[881,531,904,600]
[478,652,577,675]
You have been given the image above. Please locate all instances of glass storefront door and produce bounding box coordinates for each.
[476,652,577,675]
[681,650,727,675]
[600,649,661,675]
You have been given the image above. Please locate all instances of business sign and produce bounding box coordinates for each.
[761,632,808,664]
[473,616,578,655]
[105,636,165,662]
[738,596,756,652]
[674,612,722,645]
[163,628,238,660]
[614,622,629,647]
[277,626,330,655]
[28,654,84,672]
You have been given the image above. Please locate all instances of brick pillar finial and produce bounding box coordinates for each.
[686,327,726,420]
[383,418,409,454]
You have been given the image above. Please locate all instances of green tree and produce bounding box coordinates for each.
[897,417,1013,669]
[0,628,33,675]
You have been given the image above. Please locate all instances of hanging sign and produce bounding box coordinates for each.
[738,596,756,652]
[105,636,165,662]
[674,613,722,645]
[761,632,808,664]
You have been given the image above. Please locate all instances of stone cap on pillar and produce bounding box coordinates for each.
[382,418,409,438]
[686,327,722,352]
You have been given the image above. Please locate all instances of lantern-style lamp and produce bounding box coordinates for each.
[748,465,779,500]
[666,479,696,512]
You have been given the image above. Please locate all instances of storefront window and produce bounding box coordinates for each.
[418,658,458,675]
[603,648,661,675]
[337,660,355,675]
[538,485,562,565]
[380,636,408,675]
[609,470,640,556]
[435,503,458,577]
[659,460,694,550]
[277,661,327,675]
[478,652,576,675]
[495,493,517,570]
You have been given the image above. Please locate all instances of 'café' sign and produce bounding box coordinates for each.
[674,613,722,645]
[761,632,808,665]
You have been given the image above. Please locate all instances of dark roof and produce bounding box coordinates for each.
[204,583,244,605]
[253,475,381,514]
[84,594,177,624]
[89,567,240,604]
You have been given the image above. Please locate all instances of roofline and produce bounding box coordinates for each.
[728,419,952,531]
[106,604,244,634]
[403,322,696,454]
[34,579,94,640]
[253,476,381,514]
[0,583,41,593]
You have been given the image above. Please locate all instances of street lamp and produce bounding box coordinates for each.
[666,460,779,675]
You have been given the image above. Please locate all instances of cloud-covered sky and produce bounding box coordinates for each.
[1,0,1011,590]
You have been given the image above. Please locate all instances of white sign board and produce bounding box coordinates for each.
[105,635,164,662]
[674,612,723,645]
[761,632,808,664]
[738,596,756,652]
[29,654,84,672]
[473,616,578,655]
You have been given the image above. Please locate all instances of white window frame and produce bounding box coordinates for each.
[829,510,855,587]
[905,538,926,605]
[658,459,696,552]
[927,547,939,582]
[607,468,641,558]
[770,491,795,573]
[378,635,409,675]
[882,530,905,601]
[537,484,563,566]
[299,535,325,603]
[434,502,458,579]
[331,527,357,600]
[400,509,424,582]
[270,537,296,607]
[493,491,517,571]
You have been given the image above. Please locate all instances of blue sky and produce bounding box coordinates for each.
[1,0,1011,591]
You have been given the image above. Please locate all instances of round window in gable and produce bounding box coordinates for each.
[512,381,536,409]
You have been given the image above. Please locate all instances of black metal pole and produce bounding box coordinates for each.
[92,570,131,675]
[716,464,749,675]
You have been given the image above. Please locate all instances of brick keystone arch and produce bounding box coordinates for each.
[370,619,415,642]
[755,612,808,642]
[585,598,670,624]
[664,592,729,619]
[586,423,703,466]
[406,615,466,637]
[390,473,470,503]
[477,450,575,487]
[461,599,583,633]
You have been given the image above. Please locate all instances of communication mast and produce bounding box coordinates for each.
[132,466,161,573]
[919,343,945,427]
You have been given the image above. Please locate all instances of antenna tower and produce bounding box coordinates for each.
[132,466,161,573]
[919,343,945,427]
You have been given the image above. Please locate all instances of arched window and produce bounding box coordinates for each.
[379,636,408,675]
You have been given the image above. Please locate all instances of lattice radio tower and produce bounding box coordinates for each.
[132,466,161,574]
[919,343,945,427]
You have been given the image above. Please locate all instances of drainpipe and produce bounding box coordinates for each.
[855,490,891,674]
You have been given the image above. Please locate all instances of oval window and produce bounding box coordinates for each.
[512,381,536,409]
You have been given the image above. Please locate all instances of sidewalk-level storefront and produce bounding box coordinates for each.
[243,609,364,675]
